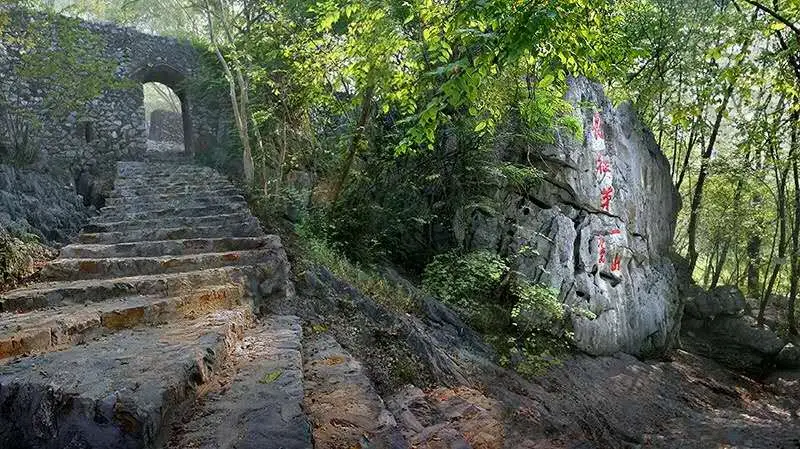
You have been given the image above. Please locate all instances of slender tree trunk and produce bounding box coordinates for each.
[675,123,699,191]
[703,250,715,286]
[759,208,786,324]
[331,83,375,204]
[687,84,735,275]
[760,112,794,324]
[710,177,745,288]
[710,238,731,288]
[204,2,255,184]
[747,234,762,298]
[788,113,799,335]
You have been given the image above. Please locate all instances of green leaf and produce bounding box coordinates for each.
[539,74,555,89]
[770,21,787,31]
[258,370,283,384]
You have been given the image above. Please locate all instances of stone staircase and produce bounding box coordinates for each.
[0,156,315,449]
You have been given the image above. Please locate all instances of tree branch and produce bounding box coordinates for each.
[741,0,800,36]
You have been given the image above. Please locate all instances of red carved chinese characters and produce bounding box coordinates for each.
[600,186,614,211]
[592,111,605,140]
[596,154,611,175]
[611,254,621,271]
[598,237,607,264]
[590,111,623,276]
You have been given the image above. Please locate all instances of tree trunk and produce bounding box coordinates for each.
[759,111,794,325]
[687,83,735,275]
[204,2,255,185]
[788,113,799,336]
[331,83,375,204]
[747,234,762,299]
[710,177,745,288]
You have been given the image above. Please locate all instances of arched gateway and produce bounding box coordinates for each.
[0,6,232,190]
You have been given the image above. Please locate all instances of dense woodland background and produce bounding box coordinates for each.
[2,0,800,361]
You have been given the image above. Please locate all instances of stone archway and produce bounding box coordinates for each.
[129,64,194,155]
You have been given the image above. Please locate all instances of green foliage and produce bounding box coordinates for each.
[0,229,54,290]
[511,282,565,334]
[423,250,506,311]
[422,249,571,376]
[295,218,417,313]
[10,10,130,120]
[258,370,282,384]
[0,104,40,167]
[423,250,510,331]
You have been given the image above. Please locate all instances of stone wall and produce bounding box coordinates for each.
[0,7,233,193]
[456,77,681,356]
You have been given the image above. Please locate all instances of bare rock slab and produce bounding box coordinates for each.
[386,385,505,449]
[0,310,248,449]
[303,332,407,449]
[171,315,311,449]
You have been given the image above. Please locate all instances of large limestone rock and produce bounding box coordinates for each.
[681,315,787,373]
[684,285,746,319]
[0,164,90,242]
[456,77,681,356]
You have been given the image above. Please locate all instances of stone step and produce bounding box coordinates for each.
[104,189,242,206]
[115,165,219,176]
[85,212,255,234]
[303,332,406,448]
[0,284,244,360]
[0,265,267,313]
[93,202,249,224]
[101,194,247,213]
[115,172,219,182]
[132,152,193,162]
[109,184,236,199]
[114,177,231,190]
[171,315,312,449]
[0,309,249,449]
[116,170,217,181]
[60,236,278,259]
[40,248,276,281]
[78,221,263,244]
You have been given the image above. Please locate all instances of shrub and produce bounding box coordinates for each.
[294,219,416,313]
[423,249,572,376]
[0,229,54,291]
[0,106,40,167]
[423,250,507,309]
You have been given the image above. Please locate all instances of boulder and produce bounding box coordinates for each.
[684,285,746,319]
[682,315,787,373]
[455,77,681,356]
[777,343,800,369]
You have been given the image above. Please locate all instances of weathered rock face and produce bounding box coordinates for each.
[290,264,800,449]
[0,164,89,243]
[456,77,681,356]
[682,315,788,374]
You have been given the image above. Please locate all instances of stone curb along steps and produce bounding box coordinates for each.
[0,155,310,449]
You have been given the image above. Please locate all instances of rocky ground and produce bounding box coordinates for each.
[274,265,800,449]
